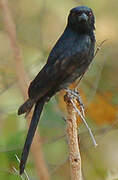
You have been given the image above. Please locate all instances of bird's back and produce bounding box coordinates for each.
[28,27,95,100]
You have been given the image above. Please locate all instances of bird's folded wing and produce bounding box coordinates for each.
[28,37,90,100]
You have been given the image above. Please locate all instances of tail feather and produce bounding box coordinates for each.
[19,100,45,175]
[18,99,34,115]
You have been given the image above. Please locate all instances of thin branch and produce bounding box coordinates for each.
[13,167,25,180]
[71,99,97,147]
[94,39,108,57]
[15,155,31,180]
[64,92,82,180]
[0,0,50,179]
[65,89,97,147]
[76,39,108,86]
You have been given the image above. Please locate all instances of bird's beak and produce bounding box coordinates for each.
[78,13,88,22]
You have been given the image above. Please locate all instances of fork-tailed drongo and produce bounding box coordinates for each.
[18,6,96,174]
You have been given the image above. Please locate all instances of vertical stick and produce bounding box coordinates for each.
[0,0,50,179]
[64,93,82,180]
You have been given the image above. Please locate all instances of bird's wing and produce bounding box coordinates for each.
[28,34,91,100]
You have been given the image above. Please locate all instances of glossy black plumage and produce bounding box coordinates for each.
[18,6,96,174]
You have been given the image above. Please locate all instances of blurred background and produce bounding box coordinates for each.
[0,0,118,179]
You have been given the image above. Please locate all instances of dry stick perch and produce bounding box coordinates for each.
[0,0,50,179]
[64,92,82,180]
[65,89,97,147]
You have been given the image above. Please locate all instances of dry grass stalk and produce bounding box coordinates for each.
[64,92,82,180]
[0,0,50,179]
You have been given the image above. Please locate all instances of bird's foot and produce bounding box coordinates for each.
[64,88,85,117]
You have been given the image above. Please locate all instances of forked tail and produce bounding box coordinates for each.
[19,100,45,174]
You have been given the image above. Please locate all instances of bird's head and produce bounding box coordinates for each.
[68,6,95,34]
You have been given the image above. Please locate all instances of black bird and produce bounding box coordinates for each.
[18,6,96,174]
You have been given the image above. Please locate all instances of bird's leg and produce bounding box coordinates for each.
[65,88,80,99]
[65,88,97,147]
[65,88,85,117]
[74,90,85,117]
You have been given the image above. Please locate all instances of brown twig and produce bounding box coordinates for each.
[64,92,82,180]
[65,89,97,147]
[0,0,50,179]
[94,39,108,57]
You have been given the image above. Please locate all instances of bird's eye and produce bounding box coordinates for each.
[89,11,93,17]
